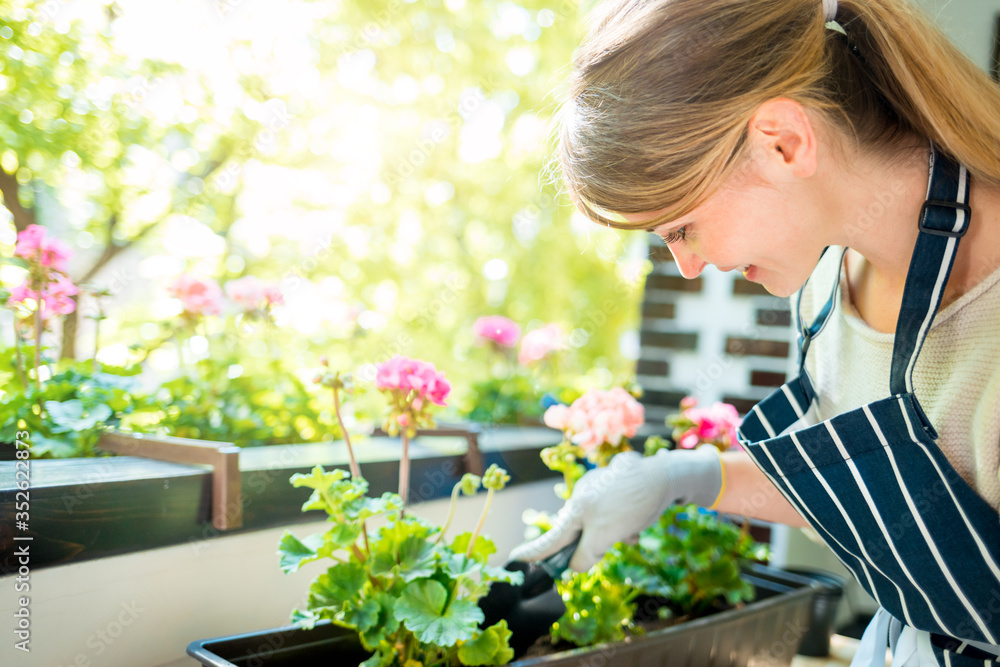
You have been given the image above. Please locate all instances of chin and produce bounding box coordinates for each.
[750,270,801,298]
[762,281,798,298]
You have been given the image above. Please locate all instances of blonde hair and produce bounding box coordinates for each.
[559,0,1000,231]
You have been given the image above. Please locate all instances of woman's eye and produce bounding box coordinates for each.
[660,227,686,244]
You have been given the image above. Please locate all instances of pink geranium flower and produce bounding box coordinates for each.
[674,399,742,449]
[263,283,284,306]
[14,224,73,273]
[168,274,223,316]
[224,276,284,311]
[375,355,451,407]
[473,315,521,348]
[225,276,266,310]
[543,388,645,453]
[8,275,79,318]
[518,323,565,365]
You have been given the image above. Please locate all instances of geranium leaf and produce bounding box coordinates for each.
[44,399,112,433]
[342,598,381,632]
[344,492,402,522]
[397,536,438,582]
[458,620,514,666]
[482,565,524,586]
[290,608,320,630]
[360,643,395,667]
[394,579,483,646]
[441,552,481,579]
[308,562,366,611]
[277,531,324,574]
[290,465,349,492]
[359,592,399,652]
[450,532,496,564]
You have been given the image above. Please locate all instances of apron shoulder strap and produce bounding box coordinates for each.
[795,246,849,373]
[889,146,971,402]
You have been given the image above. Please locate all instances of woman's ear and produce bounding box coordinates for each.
[746,98,819,180]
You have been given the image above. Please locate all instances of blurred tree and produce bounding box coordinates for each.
[0,0,275,358]
[1,0,647,422]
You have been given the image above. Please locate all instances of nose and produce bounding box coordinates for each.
[667,243,706,279]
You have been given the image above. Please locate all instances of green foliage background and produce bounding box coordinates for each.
[0,0,647,432]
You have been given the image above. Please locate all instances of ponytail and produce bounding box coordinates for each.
[833,0,1000,187]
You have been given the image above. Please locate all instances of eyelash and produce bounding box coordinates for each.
[660,227,687,244]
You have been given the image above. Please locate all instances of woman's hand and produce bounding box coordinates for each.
[508,446,723,571]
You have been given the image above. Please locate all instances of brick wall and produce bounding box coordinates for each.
[637,238,796,423]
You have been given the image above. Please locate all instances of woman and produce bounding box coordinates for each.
[509,0,1000,664]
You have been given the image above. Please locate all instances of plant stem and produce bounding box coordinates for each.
[92,309,100,374]
[333,384,361,480]
[11,318,28,390]
[330,382,370,557]
[467,488,495,558]
[31,273,45,419]
[32,279,42,392]
[434,482,463,545]
[398,429,410,519]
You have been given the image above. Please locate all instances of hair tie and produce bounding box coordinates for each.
[823,0,838,22]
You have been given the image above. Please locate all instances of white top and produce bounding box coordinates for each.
[797,247,1000,511]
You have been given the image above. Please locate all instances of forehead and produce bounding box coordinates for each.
[619,207,688,232]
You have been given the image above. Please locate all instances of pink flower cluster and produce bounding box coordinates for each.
[676,399,741,449]
[168,274,285,317]
[7,225,79,318]
[518,323,565,365]
[375,355,451,407]
[473,315,521,348]
[9,275,78,318]
[543,387,645,452]
[14,225,72,273]
[225,276,284,311]
[168,275,224,316]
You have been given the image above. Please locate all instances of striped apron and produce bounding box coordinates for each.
[737,146,1000,666]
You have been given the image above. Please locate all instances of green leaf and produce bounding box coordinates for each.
[44,399,112,433]
[371,519,437,577]
[0,256,29,269]
[344,492,402,522]
[358,592,399,652]
[290,608,320,630]
[441,552,481,579]
[451,532,496,564]
[458,620,514,666]
[396,536,438,581]
[482,565,524,586]
[290,465,349,491]
[360,643,395,667]
[394,579,484,646]
[327,521,363,549]
[308,562,366,611]
[277,531,325,574]
[342,598,381,632]
[29,434,78,458]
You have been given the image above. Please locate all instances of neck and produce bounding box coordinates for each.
[824,141,1000,317]
[826,141,931,291]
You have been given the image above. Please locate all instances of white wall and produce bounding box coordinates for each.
[0,480,563,667]
[915,0,997,72]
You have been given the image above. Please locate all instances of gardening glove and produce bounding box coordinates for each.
[508,445,723,571]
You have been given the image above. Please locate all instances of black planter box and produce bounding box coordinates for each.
[187,565,820,667]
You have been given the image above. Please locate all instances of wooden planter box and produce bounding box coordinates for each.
[186,565,821,667]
